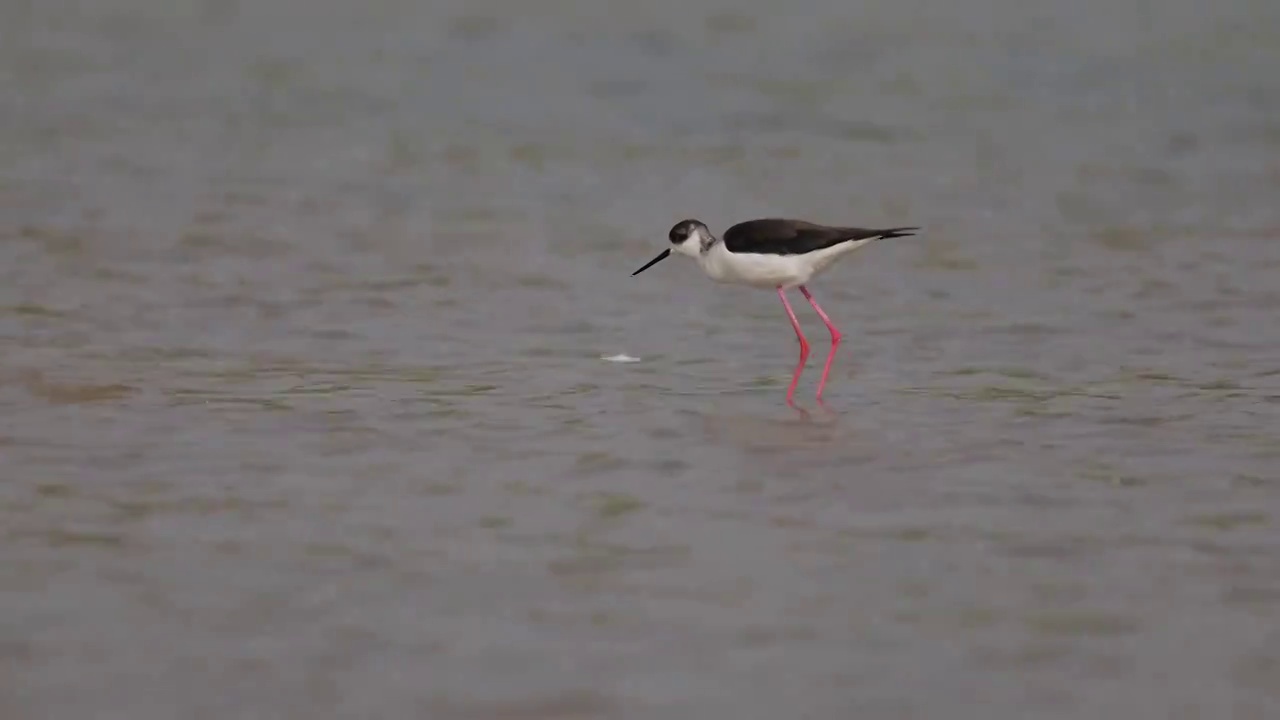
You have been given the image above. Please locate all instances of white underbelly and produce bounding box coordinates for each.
[705,240,871,289]
[717,253,806,288]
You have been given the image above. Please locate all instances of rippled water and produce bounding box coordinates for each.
[3,1,1280,717]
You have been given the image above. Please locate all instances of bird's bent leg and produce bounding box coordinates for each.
[777,287,809,406]
[798,285,842,401]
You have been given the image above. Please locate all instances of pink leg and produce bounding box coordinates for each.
[798,285,842,401]
[776,287,809,406]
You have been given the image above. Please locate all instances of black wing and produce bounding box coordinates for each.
[722,219,918,256]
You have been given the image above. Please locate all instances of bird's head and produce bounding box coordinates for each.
[631,219,712,276]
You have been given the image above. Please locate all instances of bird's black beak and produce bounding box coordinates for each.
[631,248,670,276]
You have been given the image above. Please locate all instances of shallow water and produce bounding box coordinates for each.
[3,1,1280,718]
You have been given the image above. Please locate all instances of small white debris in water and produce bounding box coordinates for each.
[601,354,641,363]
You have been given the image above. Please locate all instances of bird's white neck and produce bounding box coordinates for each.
[696,239,733,282]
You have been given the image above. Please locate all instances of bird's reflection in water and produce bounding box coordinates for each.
[694,402,856,453]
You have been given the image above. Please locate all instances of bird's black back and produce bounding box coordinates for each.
[721,219,917,256]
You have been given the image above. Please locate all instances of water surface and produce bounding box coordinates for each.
[3,1,1280,718]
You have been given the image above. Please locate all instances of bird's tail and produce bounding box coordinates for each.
[874,227,920,240]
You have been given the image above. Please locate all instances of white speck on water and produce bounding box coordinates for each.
[601,354,641,363]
